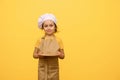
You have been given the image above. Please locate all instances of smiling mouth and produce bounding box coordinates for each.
[46,30,52,32]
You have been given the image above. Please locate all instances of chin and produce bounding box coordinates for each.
[46,33,53,35]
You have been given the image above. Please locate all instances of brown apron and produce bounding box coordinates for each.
[38,36,60,80]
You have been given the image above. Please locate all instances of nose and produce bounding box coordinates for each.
[46,26,51,30]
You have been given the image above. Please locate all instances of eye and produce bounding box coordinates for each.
[49,24,53,27]
[44,25,48,28]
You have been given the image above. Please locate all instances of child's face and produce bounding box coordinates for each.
[43,20,55,35]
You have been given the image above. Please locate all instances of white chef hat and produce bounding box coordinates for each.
[38,13,57,29]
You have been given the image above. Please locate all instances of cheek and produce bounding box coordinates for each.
[43,27,48,31]
[50,26,55,30]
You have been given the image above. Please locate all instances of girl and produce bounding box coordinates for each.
[33,13,65,80]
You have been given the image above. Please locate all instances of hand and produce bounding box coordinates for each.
[57,51,62,57]
[57,50,65,59]
[38,51,44,57]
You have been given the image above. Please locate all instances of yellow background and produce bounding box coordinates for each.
[0,0,120,80]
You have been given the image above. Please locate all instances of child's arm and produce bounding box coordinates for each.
[33,47,39,59]
[33,47,43,59]
[57,49,65,59]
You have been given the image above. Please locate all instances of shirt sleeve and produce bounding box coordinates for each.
[35,38,41,49]
[56,37,64,49]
